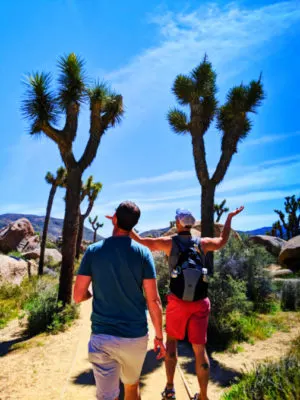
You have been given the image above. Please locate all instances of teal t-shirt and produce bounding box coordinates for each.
[77,236,156,338]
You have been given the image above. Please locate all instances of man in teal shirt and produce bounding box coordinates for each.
[74,201,166,400]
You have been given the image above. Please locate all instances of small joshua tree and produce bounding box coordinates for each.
[272,195,300,239]
[214,199,229,223]
[39,167,66,275]
[76,177,102,258]
[89,216,104,243]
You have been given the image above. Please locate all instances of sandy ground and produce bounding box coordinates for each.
[0,300,187,400]
[1,302,299,400]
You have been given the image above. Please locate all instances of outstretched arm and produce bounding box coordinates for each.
[201,206,244,253]
[130,229,172,256]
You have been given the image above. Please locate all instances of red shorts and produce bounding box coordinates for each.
[166,294,210,345]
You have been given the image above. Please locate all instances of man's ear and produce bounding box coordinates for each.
[113,214,117,226]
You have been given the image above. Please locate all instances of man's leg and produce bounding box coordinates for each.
[118,335,148,400]
[165,335,178,389]
[192,344,210,400]
[188,298,211,400]
[124,382,140,400]
[88,335,120,400]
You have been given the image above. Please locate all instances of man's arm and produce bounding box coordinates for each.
[143,278,166,359]
[73,275,92,304]
[130,229,172,256]
[201,206,244,253]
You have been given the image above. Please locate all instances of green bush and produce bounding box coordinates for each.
[0,283,23,327]
[208,273,252,347]
[45,239,58,249]
[0,277,78,333]
[281,279,300,311]
[215,237,277,313]
[153,252,169,306]
[222,335,300,400]
[24,279,79,335]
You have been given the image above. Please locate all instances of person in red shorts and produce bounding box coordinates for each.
[129,205,244,400]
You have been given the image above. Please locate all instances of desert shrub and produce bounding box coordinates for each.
[45,256,61,272]
[208,273,252,347]
[215,237,277,313]
[281,279,300,311]
[24,279,79,335]
[7,250,25,259]
[222,335,300,400]
[153,252,169,306]
[0,283,25,328]
[45,239,58,249]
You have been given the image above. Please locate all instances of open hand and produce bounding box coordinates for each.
[154,337,166,360]
[229,206,244,218]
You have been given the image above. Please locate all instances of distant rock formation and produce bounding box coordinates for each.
[0,218,39,253]
[249,235,286,256]
[279,235,300,271]
[0,255,38,285]
[22,248,62,264]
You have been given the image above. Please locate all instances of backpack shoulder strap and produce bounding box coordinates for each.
[172,235,186,253]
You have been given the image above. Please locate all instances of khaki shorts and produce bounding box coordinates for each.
[88,333,148,400]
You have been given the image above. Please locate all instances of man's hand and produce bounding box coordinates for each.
[228,206,244,218]
[154,337,166,360]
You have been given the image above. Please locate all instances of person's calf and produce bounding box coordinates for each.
[165,337,178,387]
[124,382,140,400]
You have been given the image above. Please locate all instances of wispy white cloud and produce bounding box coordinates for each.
[107,1,300,118]
[216,188,300,205]
[245,131,300,146]
[113,170,195,186]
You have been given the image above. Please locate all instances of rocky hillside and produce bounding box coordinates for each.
[141,225,272,237]
[0,214,104,241]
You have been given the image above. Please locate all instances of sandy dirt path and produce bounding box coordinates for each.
[1,302,299,400]
[0,299,189,400]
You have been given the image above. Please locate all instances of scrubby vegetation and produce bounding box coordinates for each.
[0,277,78,333]
[222,334,300,400]
[281,279,300,311]
[153,252,169,306]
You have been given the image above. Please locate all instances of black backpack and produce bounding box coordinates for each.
[169,236,208,301]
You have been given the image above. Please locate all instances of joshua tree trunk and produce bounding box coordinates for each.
[76,215,84,259]
[93,230,97,243]
[39,184,57,275]
[201,184,216,238]
[201,183,216,272]
[58,168,82,305]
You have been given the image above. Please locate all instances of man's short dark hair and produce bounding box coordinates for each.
[116,201,141,231]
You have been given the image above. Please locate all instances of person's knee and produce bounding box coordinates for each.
[124,381,139,390]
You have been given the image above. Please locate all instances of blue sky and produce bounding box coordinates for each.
[0,0,299,237]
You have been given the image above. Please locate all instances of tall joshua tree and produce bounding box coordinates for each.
[22,53,123,305]
[76,176,102,258]
[214,199,229,223]
[168,56,264,244]
[39,167,66,275]
[89,216,103,243]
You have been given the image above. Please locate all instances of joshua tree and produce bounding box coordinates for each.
[22,53,123,305]
[89,216,103,243]
[214,199,229,223]
[39,167,66,275]
[76,176,102,258]
[168,55,264,252]
[272,195,300,239]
